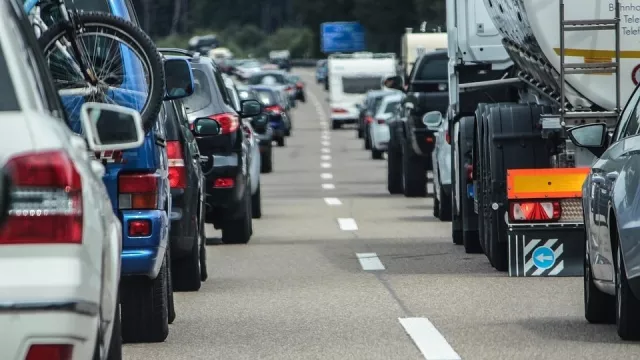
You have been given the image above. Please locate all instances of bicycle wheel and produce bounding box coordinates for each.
[39,12,164,133]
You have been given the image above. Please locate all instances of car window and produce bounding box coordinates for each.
[370,97,385,112]
[342,76,382,94]
[212,68,232,105]
[163,102,180,140]
[227,85,241,111]
[183,69,212,113]
[614,84,640,141]
[255,90,276,106]
[0,47,19,111]
[384,100,401,113]
[248,73,286,85]
[414,57,447,81]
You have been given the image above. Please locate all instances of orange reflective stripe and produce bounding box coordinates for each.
[506,168,590,200]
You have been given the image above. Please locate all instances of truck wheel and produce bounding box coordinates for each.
[584,253,614,323]
[402,141,427,197]
[459,116,481,254]
[120,255,169,343]
[172,219,202,292]
[261,147,273,173]
[222,190,252,244]
[252,182,262,219]
[387,140,403,194]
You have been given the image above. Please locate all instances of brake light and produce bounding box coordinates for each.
[376,119,386,124]
[365,116,374,124]
[466,164,473,180]
[214,177,235,188]
[209,113,239,134]
[445,131,451,144]
[265,105,282,114]
[0,151,82,245]
[285,86,293,91]
[296,82,304,88]
[166,141,187,189]
[332,108,348,114]
[25,344,73,360]
[426,136,434,143]
[509,201,561,222]
[118,173,159,210]
[128,219,151,237]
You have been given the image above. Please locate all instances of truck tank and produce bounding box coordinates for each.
[484,0,637,110]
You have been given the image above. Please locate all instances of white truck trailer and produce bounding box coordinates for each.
[446,0,626,276]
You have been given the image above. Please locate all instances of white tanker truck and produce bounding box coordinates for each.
[445,0,627,276]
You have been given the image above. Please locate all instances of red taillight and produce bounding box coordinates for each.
[166,141,187,189]
[426,136,434,143]
[26,344,73,360]
[445,131,451,144]
[285,86,293,91]
[265,105,282,114]
[296,82,304,88]
[118,173,159,210]
[376,119,386,124]
[214,177,235,188]
[466,164,473,180]
[0,151,83,245]
[509,201,561,222]
[365,116,374,124]
[332,108,348,114]
[128,219,151,237]
[210,113,239,134]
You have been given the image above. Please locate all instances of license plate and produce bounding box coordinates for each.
[467,184,474,198]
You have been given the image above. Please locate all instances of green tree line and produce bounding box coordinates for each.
[132,0,445,57]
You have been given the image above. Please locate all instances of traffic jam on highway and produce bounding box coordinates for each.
[4,0,640,358]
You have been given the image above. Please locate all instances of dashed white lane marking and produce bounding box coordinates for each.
[322,183,335,190]
[321,141,331,146]
[337,218,358,231]
[321,162,331,168]
[356,253,385,271]
[321,148,330,153]
[324,197,342,206]
[321,155,332,161]
[399,318,461,360]
[321,173,333,179]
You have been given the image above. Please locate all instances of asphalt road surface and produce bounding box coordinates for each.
[123,69,639,360]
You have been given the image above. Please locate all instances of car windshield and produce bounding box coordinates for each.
[248,73,286,85]
[415,57,447,81]
[342,76,382,94]
[241,61,261,68]
[0,46,19,111]
[182,69,212,113]
[254,90,277,106]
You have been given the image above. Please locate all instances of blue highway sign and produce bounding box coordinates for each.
[321,22,366,53]
[532,246,555,270]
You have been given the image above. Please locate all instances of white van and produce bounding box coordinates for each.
[327,52,397,129]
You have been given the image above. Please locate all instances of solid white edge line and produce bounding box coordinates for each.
[324,197,342,206]
[398,318,461,360]
[337,218,358,231]
[322,183,335,190]
[321,162,331,168]
[321,148,330,153]
[321,141,330,146]
[356,252,385,271]
[321,173,333,179]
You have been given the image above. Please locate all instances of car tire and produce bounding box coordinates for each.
[364,131,372,150]
[432,191,440,219]
[276,137,285,147]
[584,252,614,324]
[106,298,122,360]
[332,121,341,130]
[261,148,273,173]
[285,128,291,136]
[402,141,427,197]
[221,191,252,244]
[357,127,364,139]
[438,184,452,221]
[172,218,202,292]
[387,142,403,194]
[252,183,262,219]
[120,255,169,343]
[616,242,640,339]
[166,249,176,323]
[371,148,383,160]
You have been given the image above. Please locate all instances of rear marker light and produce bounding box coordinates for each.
[265,105,283,114]
[214,177,235,188]
[332,108,348,114]
[377,119,386,124]
[0,151,83,245]
[426,136,434,143]
[509,201,561,222]
[365,116,373,124]
[128,219,151,237]
[26,344,73,360]
[167,141,187,189]
[118,173,159,210]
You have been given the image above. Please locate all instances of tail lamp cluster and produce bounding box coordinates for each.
[509,201,561,222]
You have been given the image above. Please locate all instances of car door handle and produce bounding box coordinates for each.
[606,172,619,182]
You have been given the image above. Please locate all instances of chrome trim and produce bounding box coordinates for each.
[0,300,99,316]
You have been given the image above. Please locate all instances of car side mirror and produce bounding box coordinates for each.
[383,75,405,92]
[193,118,221,136]
[422,111,443,131]
[80,102,145,151]
[0,168,13,228]
[164,58,195,100]
[567,123,608,158]
[241,99,262,118]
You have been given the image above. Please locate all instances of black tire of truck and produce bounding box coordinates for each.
[458,116,482,254]
[39,12,165,133]
[402,140,427,197]
[485,103,550,271]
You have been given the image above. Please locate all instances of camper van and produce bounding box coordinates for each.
[327,52,397,130]
[401,29,447,77]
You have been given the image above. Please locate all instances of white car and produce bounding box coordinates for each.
[0,1,145,358]
[369,93,403,159]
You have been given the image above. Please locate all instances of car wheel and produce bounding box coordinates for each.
[166,250,176,323]
[261,147,273,173]
[252,182,262,219]
[438,184,452,221]
[105,298,122,360]
[172,217,202,292]
[364,131,372,150]
[387,141,403,194]
[276,136,285,147]
[221,191,252,244]
[584,251,614,323]
[616,242,640,339]
[120,255,169,343]
[432,190,440,219]
[371,148,383,160]
[332,120,341,130]
[357,126,364,139]
[401,141,426,197]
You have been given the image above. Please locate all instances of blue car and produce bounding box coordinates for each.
[59,0,195,344]
[249,85,291,147]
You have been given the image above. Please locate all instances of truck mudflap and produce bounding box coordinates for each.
[505,167,589,277]
[508,223,584,277]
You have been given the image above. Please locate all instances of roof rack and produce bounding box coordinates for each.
[158,48,201,61]
[328,52,396,60]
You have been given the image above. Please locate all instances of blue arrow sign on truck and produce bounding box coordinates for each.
[321,22,366,53]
